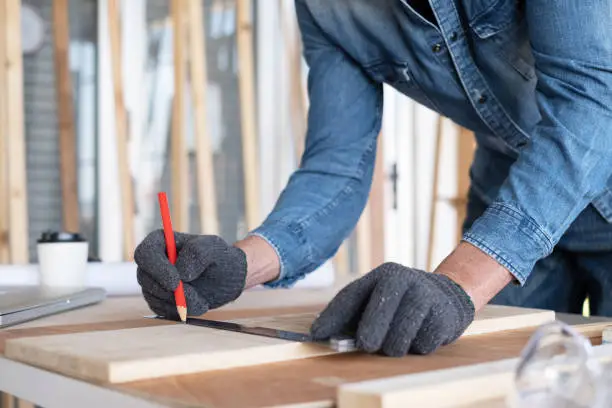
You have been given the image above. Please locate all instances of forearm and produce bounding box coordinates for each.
[434,241,513,311]
[234,235,280,289]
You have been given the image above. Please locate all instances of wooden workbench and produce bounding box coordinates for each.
[1,286,610,408]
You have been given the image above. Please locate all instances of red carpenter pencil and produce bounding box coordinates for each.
[157,192,187,323]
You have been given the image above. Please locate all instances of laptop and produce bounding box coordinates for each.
[0,285,107,328]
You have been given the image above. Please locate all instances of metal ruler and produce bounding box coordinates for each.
[145,315,357,353]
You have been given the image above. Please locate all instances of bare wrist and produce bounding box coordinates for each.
[234,235,281,289]
[434,241,513,310]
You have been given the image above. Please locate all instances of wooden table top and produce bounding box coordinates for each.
[1,287,610,408]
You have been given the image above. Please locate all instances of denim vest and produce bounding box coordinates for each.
[251,0,612,287]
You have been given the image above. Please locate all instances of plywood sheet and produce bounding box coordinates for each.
[336,342,612,408]
[4,314,338,384]
[467,304,554,335]
[116,322,606,408]
[4,306,554,385]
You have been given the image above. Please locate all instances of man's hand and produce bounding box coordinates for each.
[310,263,475,356]
[134,230,247,319]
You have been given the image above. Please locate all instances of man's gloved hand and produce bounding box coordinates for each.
[134,230,247,319]
[310,262,475,356]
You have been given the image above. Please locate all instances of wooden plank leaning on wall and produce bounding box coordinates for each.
[353,132,386,276]
[53,0,80,234]
[171,0,190,233]
[187,0,219,235]
[456,127,475,242]
[0,0,9,263]
[236,0,261,232]
[108,0,135,260]
[426,116,444,271]
[3,0,29,264]
[369,133,386,268]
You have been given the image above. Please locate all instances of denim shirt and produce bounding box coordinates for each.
[250,0,612,287]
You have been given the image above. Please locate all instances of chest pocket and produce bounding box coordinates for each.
[465,0,535,81]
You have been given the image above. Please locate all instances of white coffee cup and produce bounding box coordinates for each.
[37,231,89,288]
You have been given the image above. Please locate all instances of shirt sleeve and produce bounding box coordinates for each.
[463,2,612,284]
[249,0,383,288]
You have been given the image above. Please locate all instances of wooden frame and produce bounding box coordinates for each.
[53,0,80,234]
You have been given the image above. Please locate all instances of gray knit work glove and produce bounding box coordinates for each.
[134,230,247,320]
[310,262,475,356]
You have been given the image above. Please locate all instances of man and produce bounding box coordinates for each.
[134,0,612,357]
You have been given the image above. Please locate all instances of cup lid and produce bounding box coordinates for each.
[37,230,87,243]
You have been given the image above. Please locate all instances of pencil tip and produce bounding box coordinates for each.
[177,306,187,323]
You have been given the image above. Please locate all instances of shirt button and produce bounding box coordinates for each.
[432,43,442,52]
[478,94,487,104]
[450,32,458,41]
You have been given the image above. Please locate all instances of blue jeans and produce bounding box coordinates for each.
[464,186,612,316]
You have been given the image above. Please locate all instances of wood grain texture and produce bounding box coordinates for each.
[116,324,594,408]
[0,302,602,408]
[108,0,135,260]
[4,314,338,384]
[337,341,612,408]
[53,0,80,233]
[0,0,9,263]
[187,0,219,235]
[4,306,554,385]
[465,305,554,336]
[338,357,517,408]
[236,0,261,231]
[171,0,189,232]
[4,0,28,263]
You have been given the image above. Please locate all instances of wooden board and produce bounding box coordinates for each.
[462,304,554,336]
[187,0,219,235]
[107,0,135,260]
[236,0,261,231]
[4,0,28,264]
[171,0,189,232]
[115,320,605,408]
[3,313,338,384]
[455,127,475,242]
[53,0,80,233]
[336,341,612,408]
[4,306,553,385]
[0,0,9,263]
